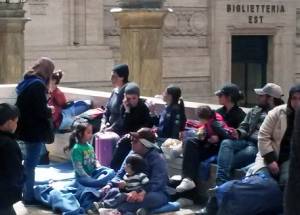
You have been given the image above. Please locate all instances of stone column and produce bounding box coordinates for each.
[0,3,29,84]
[112,8,170,96]
[74,0,86,45]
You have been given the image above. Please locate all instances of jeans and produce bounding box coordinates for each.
[182,137,220,182]
[216,139,258,186]
[110,136,131,171]
[76,167,115,188]
[59,100,91,130]
[102,188,127,208]
[20,142,44,201]
[117,191,168,213]
[0,206,16,215]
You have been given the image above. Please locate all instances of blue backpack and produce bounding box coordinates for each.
[215,172,283,215]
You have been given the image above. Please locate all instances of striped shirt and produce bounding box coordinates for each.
[123,172,149,192]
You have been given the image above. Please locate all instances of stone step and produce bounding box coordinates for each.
[14,201,201,215]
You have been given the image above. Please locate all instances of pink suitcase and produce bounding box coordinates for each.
[93,131,120,167]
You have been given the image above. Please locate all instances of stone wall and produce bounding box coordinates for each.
[22,0,300,103]
[103,0,212,102]
[24,0,114,91]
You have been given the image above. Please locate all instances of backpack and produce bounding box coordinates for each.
[216,172,283,215]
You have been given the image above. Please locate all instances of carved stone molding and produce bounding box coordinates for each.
[164,8,207,36]
[104,7,120,36]
[104,6,208,37]
[28,0,48,16]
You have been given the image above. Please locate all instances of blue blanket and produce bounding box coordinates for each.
[34,163,180,214]
[35,162,75,185]
[34,164,115,215]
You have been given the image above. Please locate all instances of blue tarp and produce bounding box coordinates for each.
[33,162,180,214]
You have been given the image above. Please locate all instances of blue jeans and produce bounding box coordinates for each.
[117,191,168,213]
[20,142,44,201]
[59,100,91,130]
[76,167,115,188]
[216,139,257,186]
[102,188,127,208]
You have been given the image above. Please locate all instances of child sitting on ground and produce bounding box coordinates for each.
[64,121,111,188]
[88,154,149,214]
[0,103,24,215]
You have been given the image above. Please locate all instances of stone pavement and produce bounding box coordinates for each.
[14,201,200,215]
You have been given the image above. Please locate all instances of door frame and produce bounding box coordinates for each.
[231,35,268,106]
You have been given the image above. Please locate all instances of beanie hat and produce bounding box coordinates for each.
[125,82,140,96]
[113,64,129,81]
[0,103,19,126]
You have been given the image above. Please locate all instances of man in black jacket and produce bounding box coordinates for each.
[0,103,24,215]
[110,83,153,171]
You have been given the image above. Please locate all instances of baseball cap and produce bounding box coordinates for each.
[254,83,283,99]
[130,128,159,149]
[215,84,243,101]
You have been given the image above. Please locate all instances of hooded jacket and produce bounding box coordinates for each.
[15,75,53,143]
[0,131,24,208]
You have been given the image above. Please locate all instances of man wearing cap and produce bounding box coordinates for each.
[100,64,130,135]
[215,83,284,186]
[199,83,284,215]
[110,83,153,171]
[101,128,169,214]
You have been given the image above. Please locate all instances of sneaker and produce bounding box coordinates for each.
[136,208,149,215]
[176,178,196,192]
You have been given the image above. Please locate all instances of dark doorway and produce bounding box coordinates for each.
[231,36,268,107]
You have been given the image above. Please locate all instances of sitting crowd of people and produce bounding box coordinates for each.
[0,56,299,215]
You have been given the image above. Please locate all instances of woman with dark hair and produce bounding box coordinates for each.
[215,84,246,129]
[48,70,91,131]
[100,64,130,135]
[48,70,67,129]
[156,85,187,140]
[15,57,55,204]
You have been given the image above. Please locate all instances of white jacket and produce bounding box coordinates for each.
[247,104,287,175]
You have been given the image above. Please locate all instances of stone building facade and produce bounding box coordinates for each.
[23,0,300,104]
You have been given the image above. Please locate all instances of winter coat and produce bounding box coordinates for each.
[15,75,53,143]
[48,87,67,128]
[0,131,24,208]
[247,105,287,175]
[216,105,246,129]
